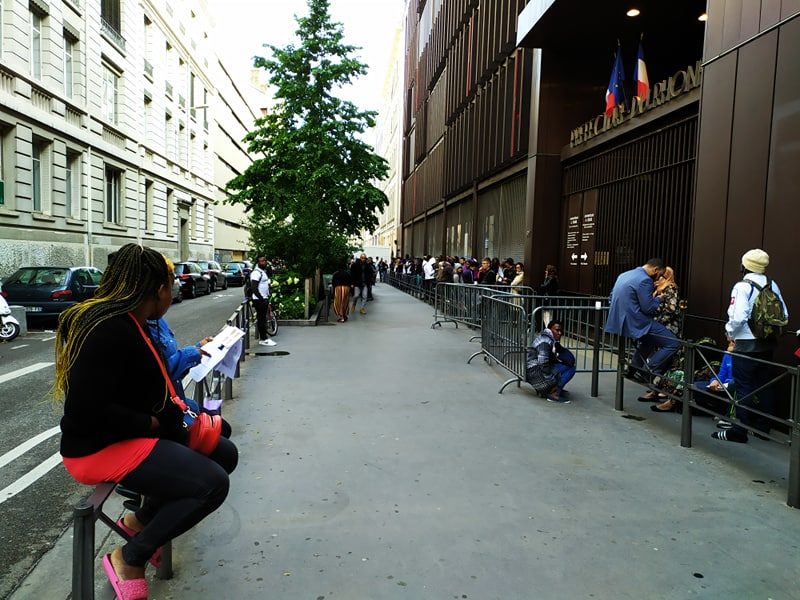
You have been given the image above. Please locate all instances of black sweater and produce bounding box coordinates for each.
[60,314,186,457]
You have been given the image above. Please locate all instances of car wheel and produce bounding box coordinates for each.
[204,281,212,295]
[210,280,216,293]
[173,293,183,304]
[223,279,228,290]
[186,283,196,299]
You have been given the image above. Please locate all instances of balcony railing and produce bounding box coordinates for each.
[100,18,126,51]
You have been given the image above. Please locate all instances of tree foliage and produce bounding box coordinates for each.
[226,0,389,276]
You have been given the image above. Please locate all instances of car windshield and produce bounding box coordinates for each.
[196,261,209,269]
[224,265,240,272]
[7,268,69,287]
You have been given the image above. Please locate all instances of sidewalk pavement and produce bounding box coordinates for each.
[13,284,800,599]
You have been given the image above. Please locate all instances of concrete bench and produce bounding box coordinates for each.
[72,483,172,600]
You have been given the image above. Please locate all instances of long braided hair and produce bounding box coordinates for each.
[53,244,171,401]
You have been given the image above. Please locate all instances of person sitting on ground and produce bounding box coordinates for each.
[56,243,238,600]
[331,264,353,322]
[525,319,577,403]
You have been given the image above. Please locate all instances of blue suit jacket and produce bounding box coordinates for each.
[605,267,660,338]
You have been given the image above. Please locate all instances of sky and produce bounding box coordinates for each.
[206,0,406,116]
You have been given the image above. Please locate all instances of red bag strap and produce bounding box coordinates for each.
[128,313,189,413]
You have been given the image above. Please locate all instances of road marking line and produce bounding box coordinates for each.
[0,426,61,470]
[10,345,29,349]
[41,336,56,341]
[0,452,62,505]
[0,362,53,384]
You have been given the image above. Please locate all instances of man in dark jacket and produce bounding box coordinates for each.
[350,254,372,315]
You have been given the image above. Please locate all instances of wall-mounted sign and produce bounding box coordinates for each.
[569,61,703,148]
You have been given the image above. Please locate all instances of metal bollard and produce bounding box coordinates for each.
[788,372,800,508]
[614,336,625,411]
[591,301,601,398]
[680,343,695,448]
[72,502,95,600]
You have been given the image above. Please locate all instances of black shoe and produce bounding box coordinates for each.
[625,368,650,384]
[711,430,748,443]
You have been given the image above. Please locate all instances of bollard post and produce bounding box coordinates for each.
[591,301,601,398]
[615,336,625,411]
[72,502,94,600]
[788,370,800,508]
[156,541,173,579]
[680,342,694,448]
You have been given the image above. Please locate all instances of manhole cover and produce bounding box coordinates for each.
[251,351,291,357]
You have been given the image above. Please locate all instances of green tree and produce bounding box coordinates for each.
[226,0,389,276]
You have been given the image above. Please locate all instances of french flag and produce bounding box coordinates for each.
[605,45,625,118]
[633,40,649,101]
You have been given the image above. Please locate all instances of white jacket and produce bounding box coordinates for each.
[726,273,788,340]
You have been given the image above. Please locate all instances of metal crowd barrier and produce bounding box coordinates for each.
[614,328,800,508]
[71,299,254,599]
[430,283,535,330]
[468,295,612,396]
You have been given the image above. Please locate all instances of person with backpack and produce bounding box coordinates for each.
[713,249,788,443]
[249,255,277,347]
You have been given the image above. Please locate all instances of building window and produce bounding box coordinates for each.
[101,0,121,35]
[102,64,119,124]
[32,142,42,211]
[144,179,154,230]
[166,187,174,233]
[165,112,173,156]
[105,165,122,224]
[31,12,42,80]
[65,150,81,218]
[203,202,209,240]
[64,36,75,98]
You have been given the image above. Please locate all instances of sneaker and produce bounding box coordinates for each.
[546,394,571,404]
[360,308,367,315]
[259,339,277,347]
[711,430,747,443]
[715,420,733,430]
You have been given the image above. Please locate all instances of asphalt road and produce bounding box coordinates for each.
[0,287,246,599]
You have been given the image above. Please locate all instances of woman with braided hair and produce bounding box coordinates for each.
[56,244,237,600]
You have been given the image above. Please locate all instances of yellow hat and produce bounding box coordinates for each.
[741,249,769,274]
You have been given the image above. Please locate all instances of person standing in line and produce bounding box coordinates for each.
[477,258,497,285]
[713,249,789,443]
[422,254,436,297]
[251,255,276,347]
[605,258,679,380]
[510,262,525,293]
[331,264,352,323]
[350,253,371,315]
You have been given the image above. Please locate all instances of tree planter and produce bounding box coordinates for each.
[275,298,325,327]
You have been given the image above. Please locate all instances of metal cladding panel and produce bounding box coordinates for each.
[724,31,778,281]
[761,0,782,28]
[781,0,800,19]
[688,53,737,319]
[764,15,800,330]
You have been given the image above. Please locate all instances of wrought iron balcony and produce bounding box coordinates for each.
[100,18,126,51]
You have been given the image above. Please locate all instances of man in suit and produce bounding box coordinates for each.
[605,258,680,379]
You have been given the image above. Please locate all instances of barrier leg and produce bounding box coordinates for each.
[591,307,601,398]
[156,540,173,579]
[224,375,233,401]
[72,502,94,600]
[680,344,694,448]
[788,376,800,508]
[615,337,625,411]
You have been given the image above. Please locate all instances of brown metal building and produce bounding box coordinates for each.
[401,0,799,344]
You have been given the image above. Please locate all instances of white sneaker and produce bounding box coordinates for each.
[258,339,277,346]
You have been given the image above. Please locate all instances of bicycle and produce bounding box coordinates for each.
[247,297,279,338]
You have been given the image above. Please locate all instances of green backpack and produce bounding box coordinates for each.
[745,278,788,339]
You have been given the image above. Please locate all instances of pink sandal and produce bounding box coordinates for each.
[102,554,148,600]
[116,518,162,569]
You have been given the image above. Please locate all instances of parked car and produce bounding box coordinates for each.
[228,260,253,278]
[171,273,183,303]
[222,263,246,286]
[1,266,103,317]
[195,260,228,292]
[174,262,211,298]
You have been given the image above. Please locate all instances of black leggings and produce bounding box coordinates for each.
[119,437,237,567]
